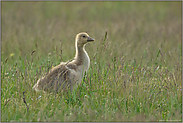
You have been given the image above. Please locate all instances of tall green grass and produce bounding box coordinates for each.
[1,1,182,121]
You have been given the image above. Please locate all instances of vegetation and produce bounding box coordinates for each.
[1,1,182,122]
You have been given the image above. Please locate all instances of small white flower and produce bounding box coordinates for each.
[36,95,42,100]
[84,95,88,98]
[5,73,9,76]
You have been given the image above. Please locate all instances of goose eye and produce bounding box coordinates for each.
[82,35,86,38]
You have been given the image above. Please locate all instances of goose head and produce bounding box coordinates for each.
[75,32,95,47]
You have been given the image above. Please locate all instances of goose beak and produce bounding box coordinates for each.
[87,37,95,42]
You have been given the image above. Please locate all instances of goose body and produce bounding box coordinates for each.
[33,32,94,93]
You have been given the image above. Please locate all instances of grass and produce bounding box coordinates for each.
[1,1,182,122]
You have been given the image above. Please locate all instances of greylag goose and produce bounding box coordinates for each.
[33,32,95,93]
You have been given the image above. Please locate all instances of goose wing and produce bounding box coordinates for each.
[36,62,72,92]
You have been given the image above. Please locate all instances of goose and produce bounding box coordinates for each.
[33,32,95,93]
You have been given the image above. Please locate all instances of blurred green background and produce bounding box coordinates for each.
[2,1,181,66]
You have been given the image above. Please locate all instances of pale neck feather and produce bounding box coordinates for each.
[73,41,90,76]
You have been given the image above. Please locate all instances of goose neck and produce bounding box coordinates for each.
[74,43,88,66]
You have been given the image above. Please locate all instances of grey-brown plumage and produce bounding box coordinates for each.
[33,32,95,93]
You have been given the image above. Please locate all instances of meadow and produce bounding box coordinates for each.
[1,1,182,122]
